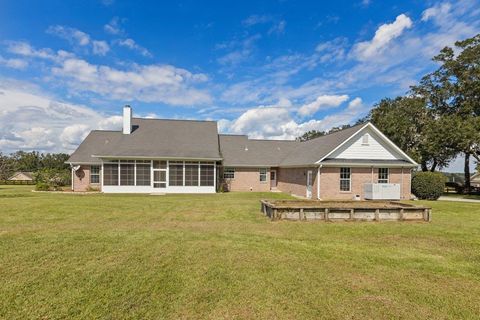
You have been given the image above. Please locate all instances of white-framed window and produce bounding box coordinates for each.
[223,168,235,179]
[378,168,389,183]
[362,133,369,145]
[90,165,100,184]
[259,168,267,182]
[340,167,351,191]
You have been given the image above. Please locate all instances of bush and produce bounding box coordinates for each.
[35,182,51,191]
[412,171,446,200]
[34,168,70,191]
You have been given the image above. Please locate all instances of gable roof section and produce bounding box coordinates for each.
[279,124,365,166]
[219,134,299,166]
[317,122,418,165]
[67,118,221,163]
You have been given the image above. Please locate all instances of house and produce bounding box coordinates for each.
[8,171,34,182]
[471,172,480,188]
[67,105,418,199]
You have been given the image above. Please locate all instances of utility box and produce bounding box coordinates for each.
[364,183,401,200]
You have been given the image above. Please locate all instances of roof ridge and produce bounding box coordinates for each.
[301,122,366,143]
[133,117,217,123]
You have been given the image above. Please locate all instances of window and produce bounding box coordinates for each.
[169,161,184,186]
[103,164,118,186]
[153,160,167,169]
[120,163,134,185]
[259,168,267,182]
[340,167,351,191]
[378,168,389,183]
[90,165,100,184]
[185,161,199,186]
[136,162,151,186]
[223,168,235,179]
[200,162,214,186]
[362,133,369,145]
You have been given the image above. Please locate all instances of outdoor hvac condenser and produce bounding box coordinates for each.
[364,183,401,200]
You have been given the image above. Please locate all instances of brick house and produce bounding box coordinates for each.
[67,106,417,200]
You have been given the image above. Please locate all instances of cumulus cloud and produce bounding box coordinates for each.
[46,25,91,46]
[0,56,28,69]
[92,40,110,56]
[51,58,211,105]
[220,97,366,139]
[0,84,122,152]
[297,94,349,117]
[104,17,124,35]
[6,41,56,60]
[351,14,413,60]
[116,38,152,57]
[422,2,452,22]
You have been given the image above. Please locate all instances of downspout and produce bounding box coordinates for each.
[317,166,320,199]
[70,164,74,191]
[401,167,404,200]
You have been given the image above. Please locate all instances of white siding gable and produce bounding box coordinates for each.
[329,127,404,160]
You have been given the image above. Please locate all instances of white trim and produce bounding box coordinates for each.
[315,123,418,166]
[306,170,313,198]
[317,165,321,199]
[92,155,222,161]
[320,162,416,168]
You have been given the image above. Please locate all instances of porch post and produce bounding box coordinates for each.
[71,166,74,191]
[214,161,217,192]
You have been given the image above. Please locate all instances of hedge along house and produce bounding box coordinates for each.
[67,106,418,199]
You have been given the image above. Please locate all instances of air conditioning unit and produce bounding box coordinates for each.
[364,183,401,200]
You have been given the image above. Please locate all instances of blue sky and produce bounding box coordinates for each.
[1,0,479,171]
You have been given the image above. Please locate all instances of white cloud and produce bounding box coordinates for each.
[242,15,272,27]
[46,25,91,46]
[92,40,110,56]
[104,17,124,35]
[268,20,286,35]
[422,2,452,22]
[6,41,56,60]
[51,58,211,105]
[297,94,349,117]
[0,56,28,69]
[217,34,261,65]
[351,14,413,60]
[0,83,122,152]
[221,97,366,139]
[116,38,152,57]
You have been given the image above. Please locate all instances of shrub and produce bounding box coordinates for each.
[34,168,70,191]
[412,171,446,200]
[35,182,51,191]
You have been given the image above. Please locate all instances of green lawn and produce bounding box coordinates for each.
[442,192,480,200]
[1,186,480,319]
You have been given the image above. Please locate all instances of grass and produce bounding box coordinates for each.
[1,185,480,319]
[442,192,480,200]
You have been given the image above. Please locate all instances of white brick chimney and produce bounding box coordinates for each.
[123,105,132,134]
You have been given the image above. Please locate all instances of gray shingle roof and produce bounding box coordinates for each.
[219,135,299,166]
[279,124,365,166]
[67,118,221,163]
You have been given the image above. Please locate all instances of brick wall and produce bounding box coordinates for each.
[319,167,412,200]
[223,167,270,192]
[73,165,101,192]
[277,167,318,199]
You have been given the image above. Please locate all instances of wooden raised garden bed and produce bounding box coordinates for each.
[260,200,431,222]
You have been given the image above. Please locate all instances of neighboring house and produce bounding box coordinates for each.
[8,171,34,181]
[67,106,417,200]
[471,172,480,188]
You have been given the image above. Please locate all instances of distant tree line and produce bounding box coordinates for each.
[298,34,480,192]
[0,151,70,181]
